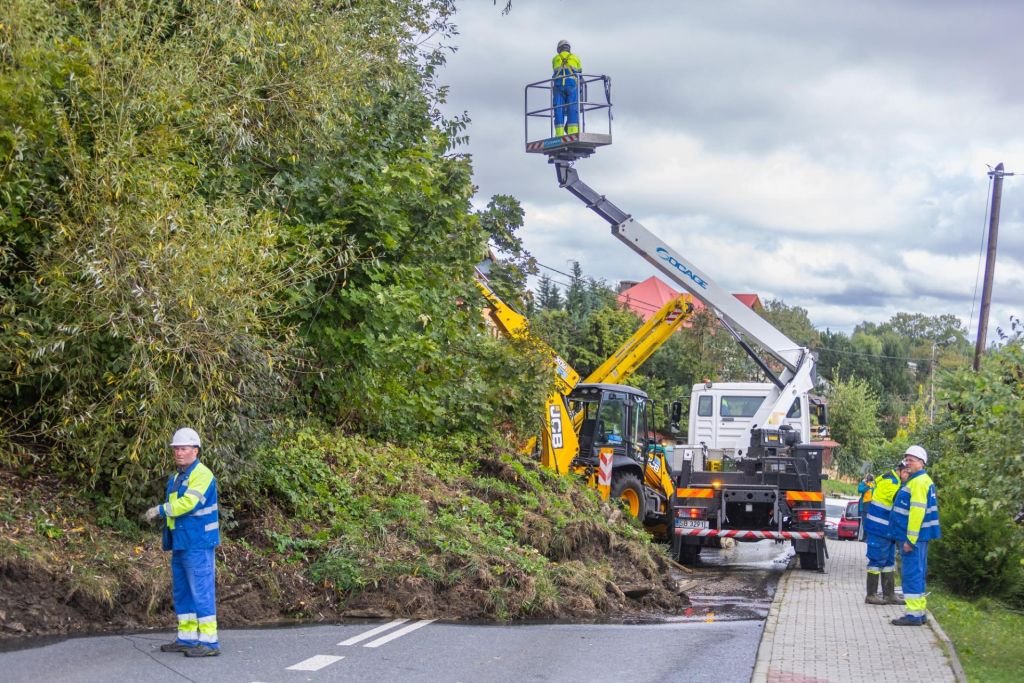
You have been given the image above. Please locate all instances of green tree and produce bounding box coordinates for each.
[536,274,563,311]
[0,0,543,508]
[761,298,819,348]
[926,326,1024,602]
[826,374,883,477]
[477,194,535,305]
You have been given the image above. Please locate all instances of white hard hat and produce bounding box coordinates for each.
[170,427,202,448]
[904,444,927,464]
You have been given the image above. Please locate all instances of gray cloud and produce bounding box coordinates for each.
[443,1,1024,337]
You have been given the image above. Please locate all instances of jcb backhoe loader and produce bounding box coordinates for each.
[474,271,692,537]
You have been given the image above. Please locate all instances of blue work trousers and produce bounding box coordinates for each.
[552,78,579,130]
[865,533,896,573]
[171,547,219,648]
[901,541,929,618]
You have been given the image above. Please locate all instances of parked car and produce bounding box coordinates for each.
[825,498,846,540]
[838,500,861,540]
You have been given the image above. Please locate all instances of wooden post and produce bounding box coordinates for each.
[975,163,1005,371]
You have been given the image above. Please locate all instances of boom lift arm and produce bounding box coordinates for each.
[551,161,815,456]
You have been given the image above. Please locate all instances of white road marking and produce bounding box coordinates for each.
[338,618,410,646]
[363,619,436,648]
[286,654,344,671]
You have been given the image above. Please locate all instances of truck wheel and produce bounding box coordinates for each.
[611,472,646,520]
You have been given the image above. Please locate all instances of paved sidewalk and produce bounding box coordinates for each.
[752,538,964,683]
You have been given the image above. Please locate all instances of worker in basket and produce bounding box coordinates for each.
[551,39,582,136]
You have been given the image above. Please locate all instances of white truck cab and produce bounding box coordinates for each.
[684,382,807,469]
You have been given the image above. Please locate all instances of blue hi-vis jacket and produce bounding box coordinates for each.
[161,458,220,551]
[890,470,940,546]
[863,469,901,539]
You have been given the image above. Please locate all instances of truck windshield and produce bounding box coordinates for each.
[720,396,765,418]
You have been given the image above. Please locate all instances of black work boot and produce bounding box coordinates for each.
[184,644,221,657]
[882,573,904,605]
[160,642,192,653]
[865,573,885,604]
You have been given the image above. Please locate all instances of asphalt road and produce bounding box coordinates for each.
[0,541,791,683]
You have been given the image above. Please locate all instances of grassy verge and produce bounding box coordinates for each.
[823,479,858,497]
[929,588,1024,682]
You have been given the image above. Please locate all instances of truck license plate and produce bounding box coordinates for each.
[678,519,709,529]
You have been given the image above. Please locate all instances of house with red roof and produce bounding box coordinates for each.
[616,276,762,323]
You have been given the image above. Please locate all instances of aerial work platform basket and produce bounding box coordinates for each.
[524,74,613,162]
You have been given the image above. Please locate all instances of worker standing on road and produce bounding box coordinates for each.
[143,428,221,656]
[551,39,582,136]
[862,460,909,605]
[856,474,874,541]
[889,445,941,626]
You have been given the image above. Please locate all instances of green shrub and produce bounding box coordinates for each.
[932,495,1024,599]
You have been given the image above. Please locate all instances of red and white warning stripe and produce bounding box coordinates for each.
[675,529,824,540]
[598,449,613,488]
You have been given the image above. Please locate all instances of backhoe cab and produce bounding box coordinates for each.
[569,384,675,535]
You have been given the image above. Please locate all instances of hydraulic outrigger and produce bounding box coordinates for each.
[525,72,827,570]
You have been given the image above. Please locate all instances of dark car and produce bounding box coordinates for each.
[838,500,861,540]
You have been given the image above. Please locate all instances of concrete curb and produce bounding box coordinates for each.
[927,611,969,683]
[749,554,790,683]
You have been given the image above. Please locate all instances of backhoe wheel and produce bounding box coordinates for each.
[611,472,646,521]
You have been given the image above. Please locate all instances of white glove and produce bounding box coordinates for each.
[144,506,162,523]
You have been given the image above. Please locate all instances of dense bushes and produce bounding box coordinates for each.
[931,497,1024,599]
[926,335,1024,607]
[0,1,550,511]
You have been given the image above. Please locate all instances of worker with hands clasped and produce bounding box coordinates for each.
[889,444,941,626]
[862,460,909,605]
[551,39,582,136]
[143,427,221,656]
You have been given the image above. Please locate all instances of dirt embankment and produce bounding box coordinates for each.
[0,470,690,643]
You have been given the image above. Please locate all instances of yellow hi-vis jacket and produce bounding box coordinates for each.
[551,51,582,84]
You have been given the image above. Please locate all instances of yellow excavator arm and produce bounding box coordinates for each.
[474,270,693,479]
[474,273,581,470]
[582,294,692,385]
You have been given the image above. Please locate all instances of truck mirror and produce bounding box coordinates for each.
[670,401,682,425]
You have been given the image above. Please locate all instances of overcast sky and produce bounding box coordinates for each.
[439,0,1023,340]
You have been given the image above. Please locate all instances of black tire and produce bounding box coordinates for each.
[610,472,646,521]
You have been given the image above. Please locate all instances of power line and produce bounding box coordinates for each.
[525,260,966,365]
[968,170,995,336]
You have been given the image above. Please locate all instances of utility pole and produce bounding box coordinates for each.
[974,163,1006,371]
[930,341,938,423]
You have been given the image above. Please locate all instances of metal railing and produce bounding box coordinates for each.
[524,73,613,143]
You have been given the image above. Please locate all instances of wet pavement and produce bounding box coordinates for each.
[670,538,793,623]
